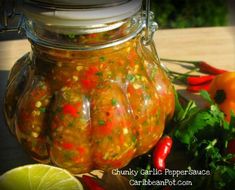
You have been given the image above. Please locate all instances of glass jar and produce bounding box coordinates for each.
[4,0,175,174]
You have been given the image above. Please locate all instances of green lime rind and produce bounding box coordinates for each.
[0,164,83,190]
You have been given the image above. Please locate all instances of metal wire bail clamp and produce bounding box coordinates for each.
[142,0,158,46]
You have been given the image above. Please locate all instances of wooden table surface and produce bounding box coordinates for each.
[0,26,234,174]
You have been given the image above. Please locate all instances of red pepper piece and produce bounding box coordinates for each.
[127,50,138,67]
[82,175,104,190]
[127,84,135,95]
[76,146,86,154]
[127,84,143,96]
[187,75,215,85]
[198,61,227,75]
[62,142,74,150]
[80,78,97,90]
[119,134,125,145]
[187,82,211,93]
[87,33,98,38]
[62,104,78,117]
[87,66,99,75]
[80,66,99,90]
[99,120,113,135]
[153,136,173,171]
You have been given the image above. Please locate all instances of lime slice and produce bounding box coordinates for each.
[0,164,83,190]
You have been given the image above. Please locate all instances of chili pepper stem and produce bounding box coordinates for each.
[160,58,200,65]
[169,70,198,76]
[170,68,199,82]
[161,58,228,75]
[141,157,151,190]
[88,172,100,179]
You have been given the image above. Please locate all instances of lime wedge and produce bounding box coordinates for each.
[0,164,83,190]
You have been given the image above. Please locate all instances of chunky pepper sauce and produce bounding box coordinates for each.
[5,35,175,174]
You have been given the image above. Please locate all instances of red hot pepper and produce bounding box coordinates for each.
[187,75,215,85]
[198,61,227,75]
[187,82,211,93]
[82,175,104,190]
[153,136,173,171]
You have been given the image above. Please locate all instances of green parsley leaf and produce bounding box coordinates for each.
[68,33,76,39]
[111,98,118,106]
[96,72,103,76]
[99,56,106,62]
[39,107,46,113]
[98,120,105,126]
[200,90,213,104]
[127,74,135,82]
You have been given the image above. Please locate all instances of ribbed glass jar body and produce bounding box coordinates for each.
[4,6,175,174]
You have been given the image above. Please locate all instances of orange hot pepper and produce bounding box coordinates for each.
[208,72,235,122]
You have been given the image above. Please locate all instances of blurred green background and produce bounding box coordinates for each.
[150,0,229,28]
[0,0,232,41]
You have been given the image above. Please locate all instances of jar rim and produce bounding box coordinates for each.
[25,0,131,9]
[23,13,145,51]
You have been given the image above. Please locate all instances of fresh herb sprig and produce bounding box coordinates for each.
[166,90,235,189]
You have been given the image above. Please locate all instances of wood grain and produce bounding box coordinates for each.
[0,40,30,70]
[0,26,234,71]
[156,26,235,72]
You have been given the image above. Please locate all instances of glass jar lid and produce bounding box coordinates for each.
[23,0,142,26]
